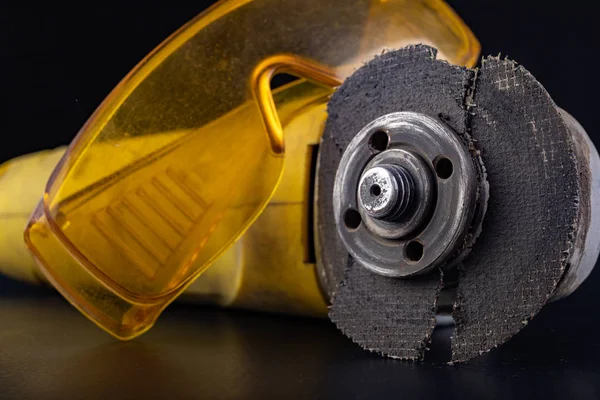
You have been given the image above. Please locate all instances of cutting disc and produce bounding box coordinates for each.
[317,45,590,361]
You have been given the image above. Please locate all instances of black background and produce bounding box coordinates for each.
[1,1,599,399]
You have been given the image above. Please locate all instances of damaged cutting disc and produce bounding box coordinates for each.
[316,45,599,362]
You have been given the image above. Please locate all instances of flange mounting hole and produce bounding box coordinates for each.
[343,208,362,230]
[434,156,453,180]
[368,131,389,152]
[405,240,424,262]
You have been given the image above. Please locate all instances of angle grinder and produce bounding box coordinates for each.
[0,0,597,362]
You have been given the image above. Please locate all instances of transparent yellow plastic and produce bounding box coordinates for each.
[24,0,479,339]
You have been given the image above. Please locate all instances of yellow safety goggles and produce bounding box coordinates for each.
[23,0,479,339]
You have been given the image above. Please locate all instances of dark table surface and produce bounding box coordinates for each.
[1,275,599,399]
[2,1,600,399]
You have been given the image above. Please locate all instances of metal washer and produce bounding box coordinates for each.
[333,112,480,278]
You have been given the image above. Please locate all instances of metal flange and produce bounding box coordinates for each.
[333,112,484,278]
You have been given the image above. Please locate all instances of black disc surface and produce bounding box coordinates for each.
[451,56,579,361]
[317,45,581,361]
